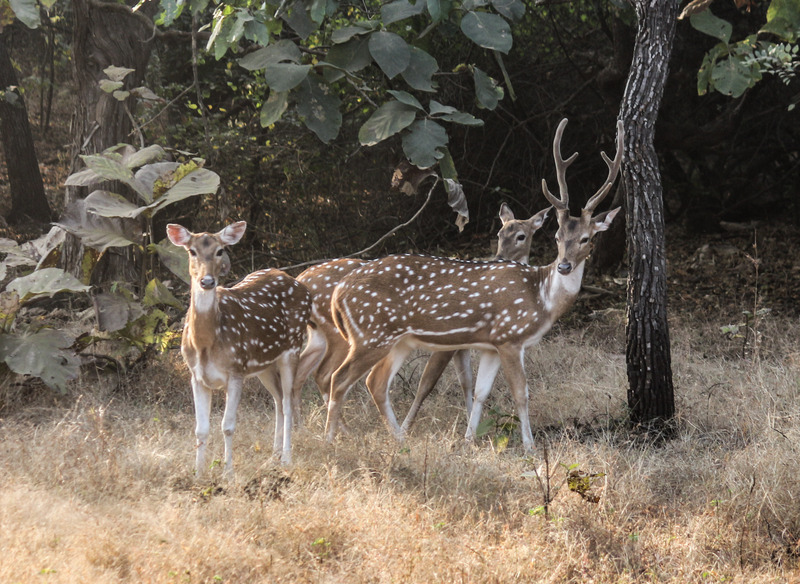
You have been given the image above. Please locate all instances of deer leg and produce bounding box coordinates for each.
[191,376,212,477]
[257,367,283,457]
[221,376,244,478]
[278,352,298,465]
[326,347,387,442]
[497,345,534,452]
[365,343,413,441]
[464,351,502,443]
[292,326,327,426]
[401,350,455,433]
[314,333,350,405]
[452,349,474,421]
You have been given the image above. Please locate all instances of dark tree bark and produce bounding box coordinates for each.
[619,0,678,424]
[60,0,155,282]
[0,31,51,225]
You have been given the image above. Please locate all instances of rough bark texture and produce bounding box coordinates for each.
[0,33,51,224]
[60,0,155,282]
[619,0,678,424]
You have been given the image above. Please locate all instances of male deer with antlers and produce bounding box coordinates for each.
[167,221,311,475]
[290,202,550,433]
[324,118,623,450]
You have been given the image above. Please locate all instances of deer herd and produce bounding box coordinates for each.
[167,118,625,477]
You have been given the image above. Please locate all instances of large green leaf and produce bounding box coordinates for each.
[690,10,732,43]
[331,23,376,44]
[152,238,190,285]
[369,31,411,79]
[491,0,525,21]
[94,291,145,333]
[55,199,141,252]
[143,278,184,310]
[0,329,80,393]
[261,91,289,126]
[282,0,317,40]
[474,66,504,109]
[151,168,221,213]
[711,55,758,97]
[121,144,167,169]
[239,39,303,70]
[762,0,800,42]
[9,0,41,29]
[401,46,439,92]
[402,120,448,168]
[323,35,373,81]
[296,73,342,143]
[244,18,272,45]
[381,0,426,25]
[84,190,145,219]
[461,11,512,53]
[77,153,152,203]
[387,90,425,111]
[358,100,419,146]
[264,62,313,92]
[7,268,90,302]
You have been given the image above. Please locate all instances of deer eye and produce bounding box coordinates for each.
[189,249,197,257]
[216,248,224,257]
[580,236,590,244]
[516,233,526,242]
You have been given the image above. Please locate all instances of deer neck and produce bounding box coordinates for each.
[539,260,585,320]
[186,285,221,350]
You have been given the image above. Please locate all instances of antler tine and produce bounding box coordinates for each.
[584,120,625,212]
[541,118,579,211]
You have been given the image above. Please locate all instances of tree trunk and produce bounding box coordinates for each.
[0,31,51,225]
[60,0,155,282]
[619,0,678,424]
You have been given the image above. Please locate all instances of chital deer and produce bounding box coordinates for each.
[325,118,623,450]
[167,221,311,474]
[290,203,550,433]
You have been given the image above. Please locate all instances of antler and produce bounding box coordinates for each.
[584,119,625,212]
[541,118,579,211]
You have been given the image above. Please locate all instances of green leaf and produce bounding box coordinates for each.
[711,55,757,97]
[690,10,732,44]
[491,0,525,21]
[402,119,448,168]
[157,0,183,27]
[282,0,318,39]
[99,79,124,94]
[310,0,327,24]
[151,168,221,213]
[9,0,41,28]
[387,90,425,111]
[401,46,439,92]
[762,0,800,42]
[438,146,457,180]
[104,65,135,83]
[243,18,271,45]
[121,144,167,170]
[263,62,312,92]
[296,73,342,143]
[427,0,442,22]
[474,66,503,109]
[0,329,79,393]
[322,36,372,81]
[77,153,152,203]
[358,100,419,146]
[84,190,146,219]
[152,238,190,285]
[239,39,302,70]
[369,31,411,79]
[261,91,289,126]
[55,199,142,252]
[475,416,494,437]
[437,110,484,126]
[94,291,145,332]
[381,0,426,25]
[461,11,512,53]
[331,24,375,44]
[143,278,184,310]
[7,268,90,302]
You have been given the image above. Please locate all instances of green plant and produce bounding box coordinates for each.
[474,406,519,451]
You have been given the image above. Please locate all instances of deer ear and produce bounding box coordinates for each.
[218,221,247,246]
[592,207,621,232]
[498,202,515,225]
[528,206,552,230]
[166,224,191,247]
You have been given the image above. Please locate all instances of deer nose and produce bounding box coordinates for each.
[200,275,216,290]
[557,261,573,275]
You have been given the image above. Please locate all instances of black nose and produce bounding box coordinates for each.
[200,275,216,290]
[557,261,572,275]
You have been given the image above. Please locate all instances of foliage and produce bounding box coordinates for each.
[689,0,800,101]
[0,143,220,392]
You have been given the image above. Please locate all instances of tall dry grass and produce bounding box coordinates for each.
[2,311,800,583]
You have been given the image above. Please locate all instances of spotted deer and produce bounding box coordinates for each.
[291,203,550,433]
[167,221,311,474]
[325,118,623,450]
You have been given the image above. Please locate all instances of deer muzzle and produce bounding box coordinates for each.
[200,275,216,290]
[557,261,573,275]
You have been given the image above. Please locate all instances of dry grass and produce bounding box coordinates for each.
[2,312,800,583]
